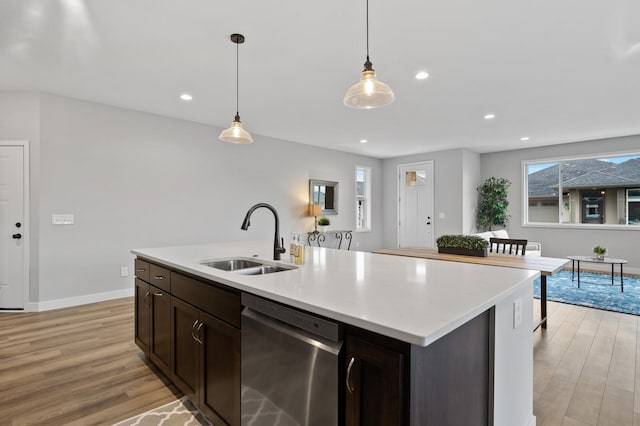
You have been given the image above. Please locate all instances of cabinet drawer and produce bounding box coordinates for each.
[149,264,171,292]
[134,258,150,282]
[171,272,240,328]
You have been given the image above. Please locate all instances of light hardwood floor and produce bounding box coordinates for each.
[0,298,181,426]
[1,297,638,425]
[534,300,640,425]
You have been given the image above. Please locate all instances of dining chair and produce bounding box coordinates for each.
[489,237,528,255]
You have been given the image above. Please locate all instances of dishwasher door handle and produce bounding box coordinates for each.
[242,307,342,356]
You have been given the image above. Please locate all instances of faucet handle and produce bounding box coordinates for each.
[278,237,286,254]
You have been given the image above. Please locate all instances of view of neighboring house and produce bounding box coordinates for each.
[527,156,640,224]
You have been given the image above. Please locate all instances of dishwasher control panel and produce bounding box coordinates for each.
[241,292,342,342]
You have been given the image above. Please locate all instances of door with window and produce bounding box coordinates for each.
[398,161,434,248]
[0,144,26,309]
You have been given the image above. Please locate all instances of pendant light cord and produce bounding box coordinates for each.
[366,0,369,59]
[236,40,240,118]
[363,0,373,71]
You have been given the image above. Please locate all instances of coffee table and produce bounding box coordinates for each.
[566,256,628,292]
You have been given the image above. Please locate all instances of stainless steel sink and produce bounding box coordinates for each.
[202,259,263,271]
[234,265,294,275]
[201,257,297,275]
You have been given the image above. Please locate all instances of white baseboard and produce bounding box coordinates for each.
[29,288,134,312]
[527,415,537,426]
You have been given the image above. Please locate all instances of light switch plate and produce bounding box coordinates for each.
[513,298,523,329]
[52,214,74,225]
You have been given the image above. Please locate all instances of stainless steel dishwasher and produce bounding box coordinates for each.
[241,293,343,426]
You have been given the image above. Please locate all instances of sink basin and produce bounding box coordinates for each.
[201,257,297,275]
[201,259,263,271]
[234,265,294,275]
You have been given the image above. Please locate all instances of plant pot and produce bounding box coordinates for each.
[438,246,488,257]
[318,225,328,233]
[594,253,605,260]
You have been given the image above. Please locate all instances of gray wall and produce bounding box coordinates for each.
[381,148,482,248]
[481,135,640,270]
[2,91,383,305]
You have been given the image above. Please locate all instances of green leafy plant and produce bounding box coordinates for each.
[318,216,330,226]
[477,177,512,231]
[436,235,489,250]
[592,245,607,254]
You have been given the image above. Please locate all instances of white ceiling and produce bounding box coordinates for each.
[2,0,640,159]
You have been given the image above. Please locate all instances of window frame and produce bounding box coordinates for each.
[522,151,640,230]
[355,166,372,232]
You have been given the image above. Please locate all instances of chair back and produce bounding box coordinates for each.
[489,237,528,255]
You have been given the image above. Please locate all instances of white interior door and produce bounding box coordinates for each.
[398,161,434,248]
[0,145,25,309]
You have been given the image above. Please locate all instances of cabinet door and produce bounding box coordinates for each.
[345,334,403,426]
[134,278,150,355]
[150,284,171,376]
[171,297,200,401]
[199,311,241,426]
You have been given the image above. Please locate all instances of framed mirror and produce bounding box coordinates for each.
[309,179,338,215]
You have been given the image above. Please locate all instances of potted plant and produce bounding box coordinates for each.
[477,177,511,231]
[593,245,607,260]
[318,216,330,233]
[436,235,489,257]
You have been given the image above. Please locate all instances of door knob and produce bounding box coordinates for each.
[15,222,22,228]
[12,233,22,239]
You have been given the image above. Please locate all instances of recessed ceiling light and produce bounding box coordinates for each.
[179,93,193,101]
[520,136,530,141]
[360,139,368,144]
[415,71,429,80]
[484,113,495,120]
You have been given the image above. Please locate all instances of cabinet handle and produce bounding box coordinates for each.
[191,320,199,342]
[196,322,204,344]
[346,357,355,393]
[143,292,150,307]
[153,275,164,280]
[137,268,146,272]
[153,292,163,297]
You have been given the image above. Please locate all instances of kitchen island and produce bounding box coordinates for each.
[132,241,537,426]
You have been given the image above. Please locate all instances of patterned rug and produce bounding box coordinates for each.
[534,269,640,315]
[113,397,211,426]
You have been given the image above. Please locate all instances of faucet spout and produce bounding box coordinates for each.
[240,203,286,260]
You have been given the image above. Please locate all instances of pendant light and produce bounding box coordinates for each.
[344,0,394,109]
[220,33,253,144]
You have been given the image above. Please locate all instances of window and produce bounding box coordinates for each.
[356,166,371,231]
[524,154,640,227]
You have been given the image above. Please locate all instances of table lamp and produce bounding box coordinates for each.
[310,204,323,233]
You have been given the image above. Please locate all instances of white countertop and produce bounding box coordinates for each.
[132,241,538,347]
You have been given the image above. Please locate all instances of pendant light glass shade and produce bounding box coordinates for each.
[344,69,394,109]
[219,33,253,144]
[219,114,253,144]
[344,0,394,109]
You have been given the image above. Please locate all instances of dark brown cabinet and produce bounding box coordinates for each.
[134,261,171,377]
[134,278,150,354]
[135,257,240,426]
[345,333,404,426]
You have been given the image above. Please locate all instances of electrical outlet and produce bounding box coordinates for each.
[513,298,523,329]
[120,266,129,277]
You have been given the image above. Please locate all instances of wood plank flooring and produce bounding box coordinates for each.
[1,297,639,425]
[534,299,640,425]
[0,298,181,426]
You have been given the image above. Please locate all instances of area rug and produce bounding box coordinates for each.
[113,397,211,426]
[533,269,640,316]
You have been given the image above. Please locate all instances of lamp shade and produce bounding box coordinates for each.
[219,118,253,144]
[310,204,323,217]
[344,70,395,109]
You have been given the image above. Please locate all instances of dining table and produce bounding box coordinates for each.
[373,247,570,332]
